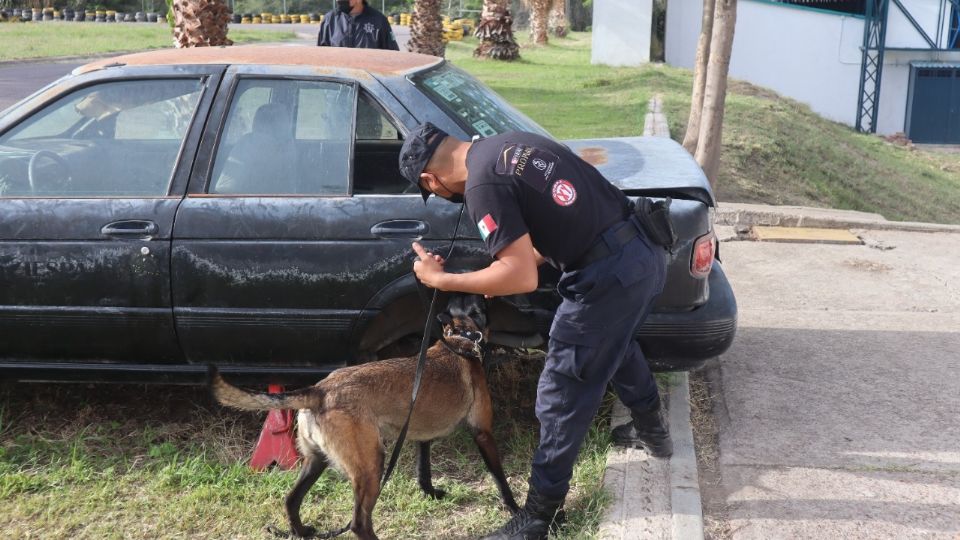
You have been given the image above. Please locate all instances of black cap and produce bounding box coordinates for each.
[398,122,449,202]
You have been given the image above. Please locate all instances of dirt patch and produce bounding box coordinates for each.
[726,79,780,101]
[843,258,893,273]
[689,361,732,540]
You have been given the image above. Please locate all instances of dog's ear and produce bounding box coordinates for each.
[437,312,453,328]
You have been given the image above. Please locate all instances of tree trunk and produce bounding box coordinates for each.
[172,0,232,48]
[526,0,551,44]
[566,0,591,31]
[549,0,567,37]
[694,0,737,188]
[474,0,520,60]
[681,0,715,155]
[407,0,446,57]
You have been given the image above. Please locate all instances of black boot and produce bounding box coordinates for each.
[480,485,565,540]
[611,398,673,457]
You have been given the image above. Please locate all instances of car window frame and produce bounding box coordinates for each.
[191,68,360,198]
[0,65,224,199]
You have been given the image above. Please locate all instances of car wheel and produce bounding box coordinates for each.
[355,293,428,364]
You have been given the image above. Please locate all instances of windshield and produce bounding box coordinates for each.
[410,63,551,139]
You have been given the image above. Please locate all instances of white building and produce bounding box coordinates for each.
[593,0,654,66]
[666,0,960,143]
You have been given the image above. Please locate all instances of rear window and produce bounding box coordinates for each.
[410,63,551,139]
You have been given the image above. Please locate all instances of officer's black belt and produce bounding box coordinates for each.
[566,219,640,272]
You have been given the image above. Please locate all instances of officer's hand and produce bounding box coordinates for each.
[412,242,446,289]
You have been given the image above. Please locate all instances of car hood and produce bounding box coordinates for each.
[563,136,715,206]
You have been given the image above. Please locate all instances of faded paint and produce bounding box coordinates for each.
[76,46,443,77]
[176,248,409,287]
[577,146,609,166]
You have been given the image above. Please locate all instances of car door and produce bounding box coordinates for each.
[171,66,462,367]
[0,66,222,366]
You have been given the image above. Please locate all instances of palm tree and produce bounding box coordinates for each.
[407,0,446,57]
[474,0,520,60]
[171,0,232,48]
[548,0,567,38]
[524,0,551,45]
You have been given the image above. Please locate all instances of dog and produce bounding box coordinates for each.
[210,294,519,540]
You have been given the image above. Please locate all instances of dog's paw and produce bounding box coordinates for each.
[290,525,317,539]
[264,524,291,538]
[423,487,446,500]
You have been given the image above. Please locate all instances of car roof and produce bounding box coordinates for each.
[75,45,443,76]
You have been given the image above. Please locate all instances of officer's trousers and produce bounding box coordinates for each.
[530,219,666,500]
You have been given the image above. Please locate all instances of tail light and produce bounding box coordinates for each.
[691,231,715,278]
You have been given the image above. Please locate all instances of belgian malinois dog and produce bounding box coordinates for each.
[210,295,518,540]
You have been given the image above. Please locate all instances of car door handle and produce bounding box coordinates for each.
[101,220,159,238]
[370,220,429,239]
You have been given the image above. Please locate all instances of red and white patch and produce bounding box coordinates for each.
[551,180,577,207]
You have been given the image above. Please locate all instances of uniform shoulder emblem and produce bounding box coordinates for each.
[551,179,577,206]
[494,143,559,193]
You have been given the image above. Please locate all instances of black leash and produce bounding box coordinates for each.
[279,206,464,540]
[273,291,442,540]
[380,285,439,485]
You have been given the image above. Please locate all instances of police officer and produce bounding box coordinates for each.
[399,123,673,540]
[317,0,399,50]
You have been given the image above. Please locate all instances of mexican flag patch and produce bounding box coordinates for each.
[477,213,498,240]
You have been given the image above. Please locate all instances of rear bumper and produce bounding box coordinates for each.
[641,261,737,371]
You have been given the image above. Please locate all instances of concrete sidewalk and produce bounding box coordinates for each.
[712,227,960,539]
[598,95,959,540]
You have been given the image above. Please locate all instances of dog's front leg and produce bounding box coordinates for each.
[416,441,446,499]
[471,428,520,513]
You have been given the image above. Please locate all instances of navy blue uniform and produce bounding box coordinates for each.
[317,4,399,50]
[465,132,665,499]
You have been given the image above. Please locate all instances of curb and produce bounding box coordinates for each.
[667,372,704,540]
[597,93,705,539]
[715,202,960,234]
[598,373,704,539]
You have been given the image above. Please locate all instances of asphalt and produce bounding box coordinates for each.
[0,23,411,112]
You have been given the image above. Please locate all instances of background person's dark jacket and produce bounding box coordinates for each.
[317,5,399,50]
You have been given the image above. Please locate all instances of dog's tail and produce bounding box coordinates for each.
[208,365,320,411]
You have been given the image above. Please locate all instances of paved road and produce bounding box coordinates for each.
[0,61,83,111]
[707,227,960,538]
[0,23,411,112]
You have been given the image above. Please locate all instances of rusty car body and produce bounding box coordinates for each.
[0,46,735,383]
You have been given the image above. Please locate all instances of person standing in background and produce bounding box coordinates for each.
[317,0,399,50]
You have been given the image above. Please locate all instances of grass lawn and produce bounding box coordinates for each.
[446,33,960,224]
[0,23,297,62]
[0,354,614,539]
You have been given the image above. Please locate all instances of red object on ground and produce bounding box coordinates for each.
[250,384,300,471]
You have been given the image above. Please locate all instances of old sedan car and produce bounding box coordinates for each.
[0,46,736,383]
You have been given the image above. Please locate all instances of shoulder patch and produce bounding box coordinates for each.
[494,143,559,192]
[477,213,498,240]
[551,179,577,206]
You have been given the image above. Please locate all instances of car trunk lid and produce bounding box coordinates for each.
[563,136,715,206]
